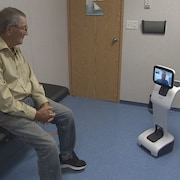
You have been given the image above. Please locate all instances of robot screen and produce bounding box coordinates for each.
[153,65,175,89]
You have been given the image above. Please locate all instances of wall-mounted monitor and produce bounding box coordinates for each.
[153,65,175,89]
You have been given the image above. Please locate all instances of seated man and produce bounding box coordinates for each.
[0,7,86,180]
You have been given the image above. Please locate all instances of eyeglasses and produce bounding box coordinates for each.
[11,25,28,32]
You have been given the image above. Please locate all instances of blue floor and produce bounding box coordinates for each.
[0,95,180,180]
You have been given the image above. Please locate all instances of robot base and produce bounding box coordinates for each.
[137,128,174,157]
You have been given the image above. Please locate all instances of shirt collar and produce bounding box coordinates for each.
[0,37,9,51]
[0,37,19,53]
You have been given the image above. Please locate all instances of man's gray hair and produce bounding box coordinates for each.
[0,7,26,34]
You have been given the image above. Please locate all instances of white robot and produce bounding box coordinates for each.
[137,65,180,157]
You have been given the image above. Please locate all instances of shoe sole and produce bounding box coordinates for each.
[61,164,87,171]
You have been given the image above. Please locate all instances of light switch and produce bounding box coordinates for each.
[126,20,138,30]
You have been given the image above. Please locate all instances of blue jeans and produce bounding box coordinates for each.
[0,97,76,180]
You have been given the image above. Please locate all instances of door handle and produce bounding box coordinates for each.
[112,38,118,44]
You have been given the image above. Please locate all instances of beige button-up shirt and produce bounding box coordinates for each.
[0,37,48,120]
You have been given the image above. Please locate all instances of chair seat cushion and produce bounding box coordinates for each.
[41,83,69,102]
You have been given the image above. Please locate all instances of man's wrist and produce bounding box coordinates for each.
[41,102,49,108]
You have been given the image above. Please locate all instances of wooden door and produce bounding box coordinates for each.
[68,0,124,102]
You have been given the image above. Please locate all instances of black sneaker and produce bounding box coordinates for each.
[60,151,87,171]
